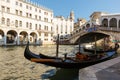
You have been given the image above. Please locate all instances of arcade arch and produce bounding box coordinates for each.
[19,31,28,44]
[102,18,108,27]
[0,29,4,37]
[30,32,37,43]
[0,29,4,44]
[7,30,17,43]
[109,18,117,28]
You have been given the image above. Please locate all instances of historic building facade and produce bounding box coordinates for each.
[74,18,86,30]
[53,11,74,41]
[100,13,120,41]
[0,0,54,45]
[0,0,74,45]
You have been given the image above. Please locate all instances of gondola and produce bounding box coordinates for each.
[24,42,117,69]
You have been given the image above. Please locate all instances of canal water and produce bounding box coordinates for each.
[0,45,79,80]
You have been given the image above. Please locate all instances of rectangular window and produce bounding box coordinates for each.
[44,38,48,41]
[35,24,37,30]
[1,17,5,24]
[39,16,41,20]
[35,15,37,19]
[26,13,28,17]
[44,12,48,15]
[45,33,48,37]
[26,5,28,9]
[1,6,5,12]
[16,10,18,15]
[26,22,28,28]
[20,3,22,7]
[30,6,32,10]
[35,8,37,12]
[7,7,10,13]
[20,11,22,16]
[30,14,32,18]
[19,21,22,27]
[39,33,41,36]
[16,1,18,5]
[30,23,32,29]
[51,33,53,37]
[39,24,41,30]
[15,20,18,27]
[44,18,48,22]
[65,25,67,34]
[44,26,48,30]
[51,27,53,31]
[7,0,10,3]
[44,26,46,30]
[39,10,41,13]
[7,18,10,26]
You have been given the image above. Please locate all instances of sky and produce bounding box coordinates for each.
[30,0,120,21]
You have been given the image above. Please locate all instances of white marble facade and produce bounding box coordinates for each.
[0,0,54,45]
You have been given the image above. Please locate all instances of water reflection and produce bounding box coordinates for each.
[48,68,79,80]
[0,45,77,80]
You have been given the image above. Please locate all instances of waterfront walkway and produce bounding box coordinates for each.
[79,56,120,80]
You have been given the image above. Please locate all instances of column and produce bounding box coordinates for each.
[108,18,110,28]
[4,35,7,45]
[117,19,119,29]
[28,34,30,42]
[17,34,20,45]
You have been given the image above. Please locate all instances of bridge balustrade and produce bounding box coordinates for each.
[99,27,120,32]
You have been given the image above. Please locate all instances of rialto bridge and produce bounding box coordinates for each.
[69,13,120,44]
[69,27,120,44]
[0,27,40,46]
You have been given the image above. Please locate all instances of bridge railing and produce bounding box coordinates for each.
[99,27,120,32]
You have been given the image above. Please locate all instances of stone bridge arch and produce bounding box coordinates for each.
[69,31,110,44]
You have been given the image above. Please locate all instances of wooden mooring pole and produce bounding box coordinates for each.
[56,34,59,58]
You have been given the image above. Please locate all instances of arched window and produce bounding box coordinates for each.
[109,18,117,27]
[102,18,108,27]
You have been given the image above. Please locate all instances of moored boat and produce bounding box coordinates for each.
[83,47,115,53]
[24,42,117,69]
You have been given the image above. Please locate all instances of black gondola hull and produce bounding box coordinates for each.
[24,42,117,69]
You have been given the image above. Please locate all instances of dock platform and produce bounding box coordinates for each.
[79,56,120,80]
